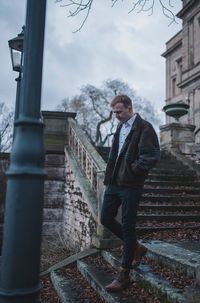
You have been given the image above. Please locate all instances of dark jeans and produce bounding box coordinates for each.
[100,185,143,269]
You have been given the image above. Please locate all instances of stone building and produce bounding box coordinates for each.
[162,0,200,144]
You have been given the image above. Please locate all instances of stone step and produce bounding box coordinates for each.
[137,214,200,222]
[147,174,196,181]
[141,240,200,278]
[159,155,177,161]
[77,260,136,303]
[139,204,200,212]
[154,162,188,169]
[151,168,196,176]
[143,187,200,195]
[51,261,106,303]
[102,251,184,303]
[136,223,200,234]
[144,180,200,187]
[141,195,200,202]
[51,269,82,303]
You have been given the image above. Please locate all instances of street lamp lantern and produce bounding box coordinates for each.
[8,26,24,72]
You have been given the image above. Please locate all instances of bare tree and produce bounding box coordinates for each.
[56,97,71,112]
[56,79,162,147]
[55,0,179,32]
[0,102,14,152]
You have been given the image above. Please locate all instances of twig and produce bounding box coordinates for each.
[55,0,178,31]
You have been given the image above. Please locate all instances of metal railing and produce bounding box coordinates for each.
[67,118,106,192]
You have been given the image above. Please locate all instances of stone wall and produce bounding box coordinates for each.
[0,112,107,250]
[0,152,65,238]
[63,149,97,252]
[42,111,77,237]
[43,152,65,236]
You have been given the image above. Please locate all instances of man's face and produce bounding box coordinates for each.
[112,102,133,123]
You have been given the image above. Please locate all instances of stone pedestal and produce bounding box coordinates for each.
[160,123,196,156]
[42,111,76,152]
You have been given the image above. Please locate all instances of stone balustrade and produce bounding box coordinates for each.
[67,117,106,192]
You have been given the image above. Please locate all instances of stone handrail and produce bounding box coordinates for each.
[67,118,106,192]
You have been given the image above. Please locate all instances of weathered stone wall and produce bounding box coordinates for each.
[0,113,105,249]
[63,150,97,252]
[43,153,65,236]
[0,152,65,238]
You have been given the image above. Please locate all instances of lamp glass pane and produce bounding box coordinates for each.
[12,50,21,69]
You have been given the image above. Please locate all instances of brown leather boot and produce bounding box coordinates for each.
[132,242,147,268]
[105,267,130,292]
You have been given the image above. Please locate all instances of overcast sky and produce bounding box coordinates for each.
[1,1,182,121]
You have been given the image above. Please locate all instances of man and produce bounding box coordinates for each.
[100,94,160,292]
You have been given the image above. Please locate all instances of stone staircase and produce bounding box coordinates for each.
[45,149,200,303]
[137,150,200,234]
[48,240,200,303]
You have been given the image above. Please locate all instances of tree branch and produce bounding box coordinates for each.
[56,0,178,31]
[55,0,93,32]
[95,110,113,145]
[127,0,177,24]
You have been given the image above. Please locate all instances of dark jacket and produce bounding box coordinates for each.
[104,114,160,187]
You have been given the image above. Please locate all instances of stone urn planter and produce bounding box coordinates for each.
[163,102,189,121]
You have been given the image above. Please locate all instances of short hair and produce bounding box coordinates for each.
[111,95,132,108]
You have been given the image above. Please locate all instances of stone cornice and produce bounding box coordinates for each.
[177,0,197,19]
[161,38,182,57]
[178,70,200,88]
[42,111,77,120]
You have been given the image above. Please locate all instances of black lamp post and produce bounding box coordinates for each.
[8,27,24,124]
[0,1,47,302]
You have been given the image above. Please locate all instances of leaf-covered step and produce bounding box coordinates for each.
[77,260,137,303]
[78,254,168,303]
[141,195,200,202]
[102,251,184,303]
[153,163,191,170]
[143,187,200,195]
[136,222,200,234]
[51,264,106,303]
[139,204,200,211]
[137,214,200,222]
[147,174,197,181]
[141,240,200,278]
[144,180,200,187]
[151,168,196,176]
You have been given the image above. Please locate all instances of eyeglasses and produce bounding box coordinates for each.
[113,110,123,114]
